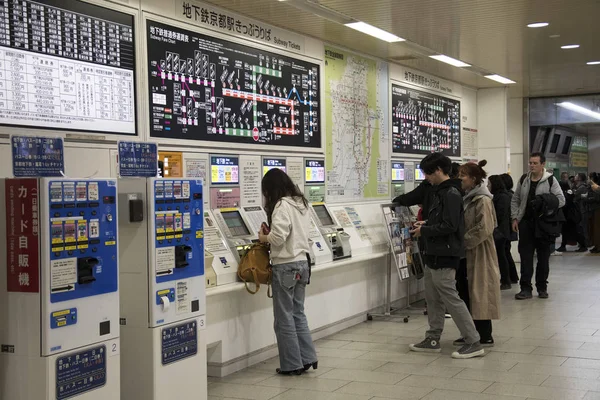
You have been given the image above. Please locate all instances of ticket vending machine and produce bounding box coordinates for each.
[302,159,330,264]
[391,162,406,198]
[0,178,120,400]
[304,159,326,203]
[207,155,244,286]
[203,209,238,286]
[212,208,257,263]
[118,178,206,400]
[310,203,351,261]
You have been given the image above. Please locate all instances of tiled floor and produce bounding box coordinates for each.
[209,250,600,400]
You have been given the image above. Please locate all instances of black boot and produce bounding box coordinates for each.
[303,361,318,371]
[276,368,304,376]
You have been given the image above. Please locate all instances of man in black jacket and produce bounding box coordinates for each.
[408,153,484,359]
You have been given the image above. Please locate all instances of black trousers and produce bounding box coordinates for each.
[505,240,519,283]
[456,259,493,341]
[518,219,552,293]
[495,238,510,285]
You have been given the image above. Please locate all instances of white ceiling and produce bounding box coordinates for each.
[203,0,600,98]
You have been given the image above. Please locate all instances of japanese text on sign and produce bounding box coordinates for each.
[56,345,107,400]
[181,2,271,41]
[5,178,39,292]
[404,71,441,91]
[176,0,304,53]
[118,141,158,177]
[12,136,64,177]
[162,321,198,365]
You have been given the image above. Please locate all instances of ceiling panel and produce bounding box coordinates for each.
[203,0,600,98]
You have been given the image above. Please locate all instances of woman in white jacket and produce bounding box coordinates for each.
[258,168,318,375]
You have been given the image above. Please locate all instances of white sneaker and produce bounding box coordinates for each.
[551,251,562,256]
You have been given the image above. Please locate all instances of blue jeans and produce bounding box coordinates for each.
[272,260,317,371]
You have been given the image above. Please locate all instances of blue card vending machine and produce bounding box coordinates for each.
[0,178,120,400]
[118,178,206,400]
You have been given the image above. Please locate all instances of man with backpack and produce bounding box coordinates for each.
[511,153,565,300]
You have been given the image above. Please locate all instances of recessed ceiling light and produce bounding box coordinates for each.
[587,61,600,65]
[557,102,600,120]
[527,22,549,28]
[561,44,580,49]
[429,55,471,68]
[485,74,516,85]
[344,22,405,43]
[549,34,561,38]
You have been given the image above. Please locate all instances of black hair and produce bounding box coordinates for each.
[576,172,587,182]
[591,172,600,185]
[530,152,546,164]
[500,173,514,191]
[459,160,488,186]
[450,162,460,179]
[488,175,506,195]
[420,152,452,176]
[261,168,308,225]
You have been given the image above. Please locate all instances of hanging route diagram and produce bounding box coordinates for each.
[147,20,320,148]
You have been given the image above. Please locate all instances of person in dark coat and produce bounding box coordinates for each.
[500,173,519,284]
[556,181,587,252]
[574,173,591,247]
[488,175,512,289]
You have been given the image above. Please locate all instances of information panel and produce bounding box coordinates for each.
[147,20,320,147]
[392,84,460,156]
[391,162,404,182]
[118,141,158,177]
[305,159,324,184]
[210,156,238,185]
[0,0,136,134]
[161,320,198,366]
[56,345,106,400]
[12,135,64,177]
[263,157,285,175]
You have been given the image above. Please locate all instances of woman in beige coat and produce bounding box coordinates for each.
[456,160,501,346]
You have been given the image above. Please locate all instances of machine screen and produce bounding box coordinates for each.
[221,211,250,237]
[263,158,286,176]
[305,160,325,183]
[415,164,425,181]
[313,204,335,227]
[392,162,405,182]
[211,156,239,185]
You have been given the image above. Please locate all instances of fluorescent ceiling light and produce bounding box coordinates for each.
[485,74,516,84]
[344,21,405,42]
[561,44,580,49]
[587,61,600,65]
[527,22,549,28]
[429,55,471,68]
[556,102,600,120]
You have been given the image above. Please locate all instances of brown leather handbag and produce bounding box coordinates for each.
[237,242,272,297]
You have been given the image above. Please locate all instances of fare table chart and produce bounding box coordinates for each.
[0,0,136,134]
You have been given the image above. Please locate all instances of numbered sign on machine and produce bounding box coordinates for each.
[55,345,107,400]
[161,321,198,366]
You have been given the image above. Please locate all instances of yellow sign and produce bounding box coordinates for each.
[52,310,70,317]
[571,151,588,168]
[196,230,204,239]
